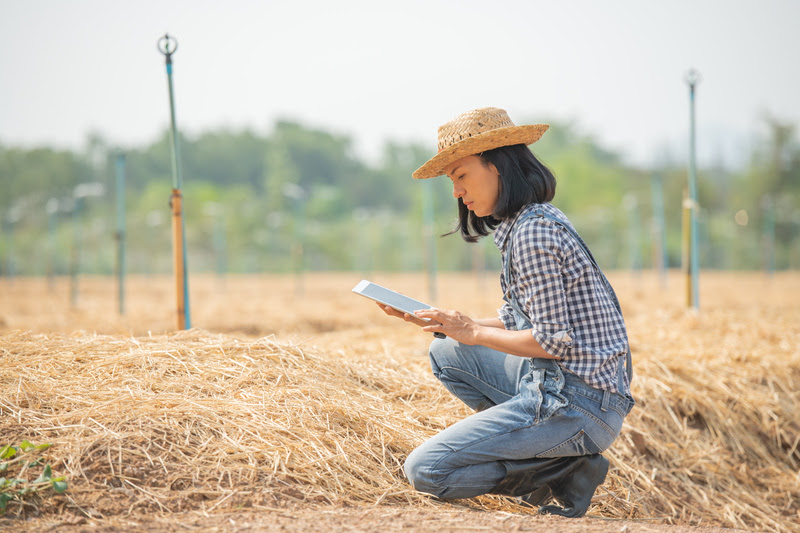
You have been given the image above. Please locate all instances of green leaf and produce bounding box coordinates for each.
[0,492,10,511]
[33,465,52,484]
[35,443,52,452]
[0,446,15,460]
[0,463,8,473]
[19,441,35,453]
[51,480,68,494]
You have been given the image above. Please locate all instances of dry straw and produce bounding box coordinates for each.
[0,272,799,531]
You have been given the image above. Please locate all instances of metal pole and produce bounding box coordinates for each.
[686,70,701,310]
[115,153,127,314]
[3,217,15,280]
[158,34,191,329]
[353,209,371,276]
[763,196,775,276]
[213,211,227,278]
[283,184,305,296]
[46,199,58,290]
[69,183,104,307]
[681,188,691,307]
[623,193,642,276]
[3,203,25,279]
[69,198,81,308]
[650,173,668,288]
[422,179,438,304]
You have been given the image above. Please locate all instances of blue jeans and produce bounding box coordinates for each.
[404,337,632,499]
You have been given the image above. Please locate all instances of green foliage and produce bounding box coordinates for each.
[1,116,798,275]
[0,441,67,514]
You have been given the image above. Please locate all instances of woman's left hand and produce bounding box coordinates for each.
[414,308,480,345]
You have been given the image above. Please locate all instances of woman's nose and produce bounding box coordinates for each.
[452,183,464,199]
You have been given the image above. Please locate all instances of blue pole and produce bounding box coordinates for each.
[650,173,668,287]
[115,154,127,314]
[213,212,227,278]
[763,196,775,276]
[46,199,58,289]
[3,217,14,280]
[686,70,700,310]
[158,34,191,329]
[422,179,437,303]
[293,195,305,296]
[69,198,82,308]
[625,195,642,275]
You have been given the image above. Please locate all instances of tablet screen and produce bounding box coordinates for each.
[352,280,433,318]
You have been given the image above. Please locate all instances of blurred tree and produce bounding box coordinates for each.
[2,114,798,274]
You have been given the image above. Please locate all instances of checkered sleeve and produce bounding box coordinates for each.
[497,302,516,330]
[510,217,577,359]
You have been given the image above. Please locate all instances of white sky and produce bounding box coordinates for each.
[1,0,798,168]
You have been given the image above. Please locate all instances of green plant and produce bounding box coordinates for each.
[0,441,68,514]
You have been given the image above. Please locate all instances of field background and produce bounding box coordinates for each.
[1,270,799,532]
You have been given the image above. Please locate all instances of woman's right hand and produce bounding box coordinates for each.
[376,303,433,328]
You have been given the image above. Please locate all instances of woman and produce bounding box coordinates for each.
[378,107,634,518]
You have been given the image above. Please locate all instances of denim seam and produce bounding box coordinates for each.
[536,429,602,458]
[439,366,516,404]
[426,423,537,484]
[566,387,627,418]
[567,404,615,438]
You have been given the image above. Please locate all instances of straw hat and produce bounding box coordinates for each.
[412,107,549,180]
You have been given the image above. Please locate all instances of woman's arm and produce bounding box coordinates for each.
[414,308,557,359]
[377,304,555,359]
[377,304,503,330]
[472,317,506,328]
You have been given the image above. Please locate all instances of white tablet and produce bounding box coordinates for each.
[352,280,434,321]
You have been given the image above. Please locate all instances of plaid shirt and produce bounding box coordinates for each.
[494,202,630,395]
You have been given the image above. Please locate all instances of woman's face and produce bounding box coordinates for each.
[444,155,501,217]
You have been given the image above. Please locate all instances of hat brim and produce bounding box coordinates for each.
[412,124,549,180]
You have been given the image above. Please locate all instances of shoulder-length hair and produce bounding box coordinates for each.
[447,144,557,242]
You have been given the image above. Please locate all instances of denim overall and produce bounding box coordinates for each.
[403,208,634,500]
[504,207,633,392]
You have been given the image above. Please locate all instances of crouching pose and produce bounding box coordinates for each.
[379,107,634,517]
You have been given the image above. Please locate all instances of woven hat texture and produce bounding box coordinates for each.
[412,107,548,179]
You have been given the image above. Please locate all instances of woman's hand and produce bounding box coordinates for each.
[378,303,553,359]
[376,303,434,328]
[414,308,480,345]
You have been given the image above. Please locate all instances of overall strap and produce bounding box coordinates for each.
[515,206,633,382]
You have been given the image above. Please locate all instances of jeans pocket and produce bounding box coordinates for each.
[536,429,602,458]
[519,369,546,423]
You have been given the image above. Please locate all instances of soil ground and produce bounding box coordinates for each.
[5,506,745,533]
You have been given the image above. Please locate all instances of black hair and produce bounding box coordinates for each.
[447,144,557,242]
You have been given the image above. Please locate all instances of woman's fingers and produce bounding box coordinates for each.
[416,308,463,325]
[376,302,402,317]
[377,303,429,326]
[414,308,443,322]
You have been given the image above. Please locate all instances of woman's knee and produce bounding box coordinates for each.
[428,336,462,377]
[403,446,447,498]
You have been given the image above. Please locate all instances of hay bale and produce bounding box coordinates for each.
[1,272,799,532]
[0,329,487,519]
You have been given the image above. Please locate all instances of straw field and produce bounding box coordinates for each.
[1,271,799,532]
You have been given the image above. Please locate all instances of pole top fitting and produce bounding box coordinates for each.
[685,68,701,87]
[158,33,178,58]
